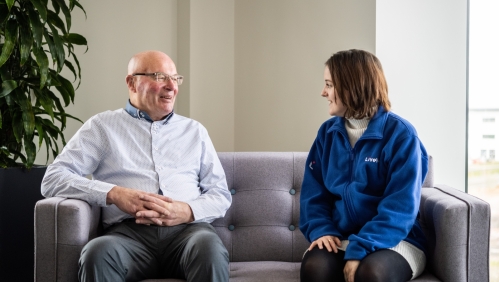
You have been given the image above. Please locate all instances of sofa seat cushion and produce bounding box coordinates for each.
[229,261,300,282]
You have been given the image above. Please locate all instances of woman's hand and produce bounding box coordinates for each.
[344,260,360,282]
[308,235,341,253]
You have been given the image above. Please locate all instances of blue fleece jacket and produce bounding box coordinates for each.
[299,107,428,261]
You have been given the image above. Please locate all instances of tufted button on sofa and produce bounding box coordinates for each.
[35,152,490,282]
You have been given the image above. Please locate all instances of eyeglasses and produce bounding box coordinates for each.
[132,72,184,85]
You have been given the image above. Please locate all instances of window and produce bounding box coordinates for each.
[468,1,499,280]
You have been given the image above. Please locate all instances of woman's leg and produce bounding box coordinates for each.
[355,249,412,282]
[301,248,346,282]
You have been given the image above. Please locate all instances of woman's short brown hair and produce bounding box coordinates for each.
[326,49,391,119]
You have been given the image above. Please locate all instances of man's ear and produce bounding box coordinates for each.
[126,75,136,92]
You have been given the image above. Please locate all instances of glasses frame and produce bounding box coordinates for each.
[132,72,183,85]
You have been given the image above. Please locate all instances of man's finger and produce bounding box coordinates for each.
[136,210,163,218]
[142,201,170,215]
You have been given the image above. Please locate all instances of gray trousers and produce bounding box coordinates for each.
[78,221,229,282]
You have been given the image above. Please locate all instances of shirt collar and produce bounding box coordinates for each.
[125,100,174,125]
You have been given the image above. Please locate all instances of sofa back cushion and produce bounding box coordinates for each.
[213,152,310,262]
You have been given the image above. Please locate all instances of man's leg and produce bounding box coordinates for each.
[79,223,158,282]
[159,223,229,282]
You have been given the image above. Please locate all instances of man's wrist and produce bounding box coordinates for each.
[106,186,120,205]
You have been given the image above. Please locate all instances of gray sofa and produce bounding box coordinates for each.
[35,152,490,282]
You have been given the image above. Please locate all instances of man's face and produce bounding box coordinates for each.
[128,53,179,121]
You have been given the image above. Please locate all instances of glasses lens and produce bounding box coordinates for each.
[176,76,183,85]
[155,73,167,82]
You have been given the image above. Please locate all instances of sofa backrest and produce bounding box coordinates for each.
[214,152,310,262]
[214,152,434,263]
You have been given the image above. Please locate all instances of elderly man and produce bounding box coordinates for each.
[41,51,232,282]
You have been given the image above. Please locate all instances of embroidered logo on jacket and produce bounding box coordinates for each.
[365,157,378,163]
[309,161,316,170]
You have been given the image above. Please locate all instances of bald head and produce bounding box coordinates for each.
[127,50,176,75]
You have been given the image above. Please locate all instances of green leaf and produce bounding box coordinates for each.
[48,71,70,105]
[0,4,9,24]
[0,18,19,68]
[42,133,51,163]
[64,59,76,81]
[11,111,23,143]
[34,88,54,121]
[15,89,36,139]
[52,0,71,31]
[27,5,44,47]
[6,0,14,11]
[32,46,49,88]
[0,80,18,98]
[47,9,66,34]
[47,24,65,72]
[43,28,57,65]
[29,0,48,22]
[54,111,82,123]
[47,89,66,128]
[24,136,36,168]
[46,71,61,87]
[71,0,86,19]
[40,118,60,140]
[51,0,59,14]
[64,33,87,45]
[71,50,81,83]
[4,89,14,105]
[34,117,44,148]
[19,22,34,66]
[57,73,75,103]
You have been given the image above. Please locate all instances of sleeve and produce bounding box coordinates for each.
[40,116,116,206]
[344,135,428,260]
[299,128,341,242]
[185,126,232,223]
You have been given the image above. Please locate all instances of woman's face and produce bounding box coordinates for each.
[322,67,346,117]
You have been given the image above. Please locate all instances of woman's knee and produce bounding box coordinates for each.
[301,248,345,282]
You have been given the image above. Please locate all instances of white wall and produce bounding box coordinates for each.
[176,0,235,151]
[376,0,468,190]
[234,0,375,151]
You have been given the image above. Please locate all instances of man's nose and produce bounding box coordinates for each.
[164,77,176,89]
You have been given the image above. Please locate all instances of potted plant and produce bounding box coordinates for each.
[0,0,87,280]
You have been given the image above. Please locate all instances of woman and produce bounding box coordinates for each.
[299,49,428,282]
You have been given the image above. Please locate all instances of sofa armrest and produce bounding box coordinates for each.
[35,197,101,282]
[419,185,490,282]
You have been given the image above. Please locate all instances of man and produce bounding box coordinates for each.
[41,50,232,282]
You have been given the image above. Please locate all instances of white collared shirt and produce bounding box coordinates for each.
[41,109,231,227]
